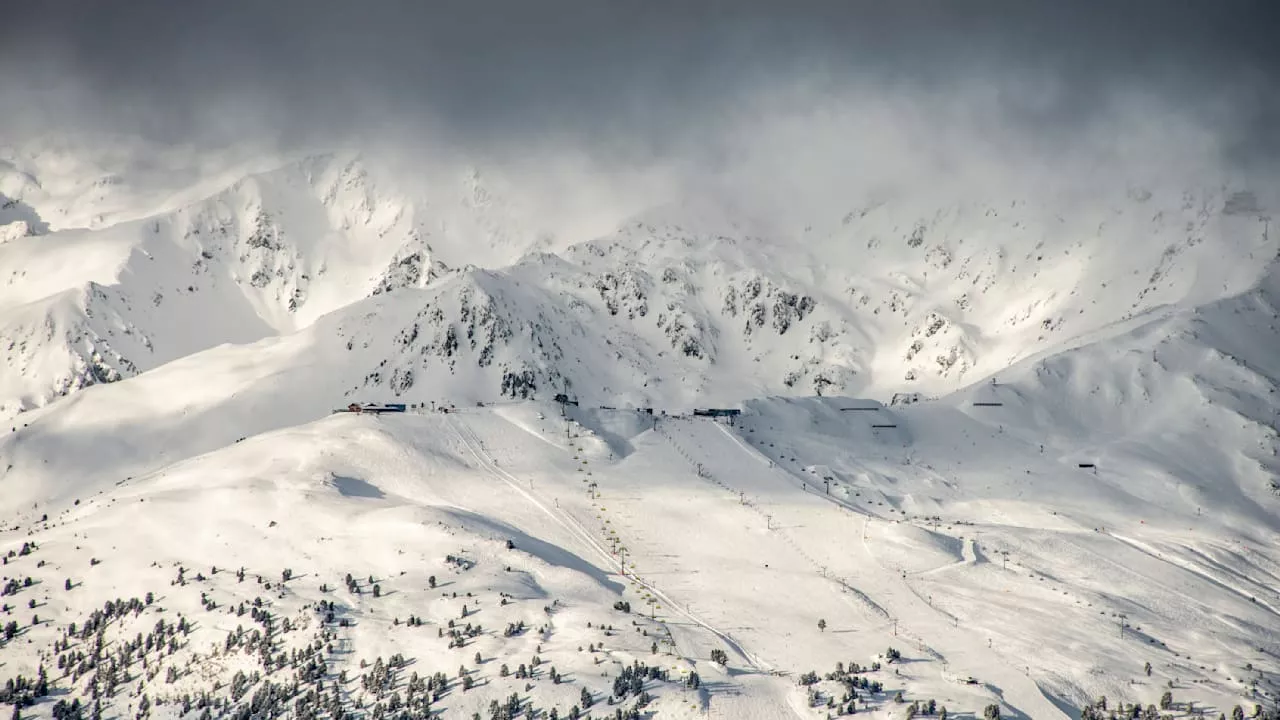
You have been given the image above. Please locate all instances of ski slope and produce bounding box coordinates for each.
[2,135,1279,720]
[654,415,1069,719]
[2,389,1278,718]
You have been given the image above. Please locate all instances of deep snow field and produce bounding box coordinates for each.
[2,393,1278,719]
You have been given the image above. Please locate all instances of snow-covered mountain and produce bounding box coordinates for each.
[2,139,1279,720]
[0,150,564,419]
[4,144,1274,419]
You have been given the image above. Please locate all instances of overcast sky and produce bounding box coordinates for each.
[2,1,1278,202]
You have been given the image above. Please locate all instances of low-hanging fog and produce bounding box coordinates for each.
[2,1,1277,243]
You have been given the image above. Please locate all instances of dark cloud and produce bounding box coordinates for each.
[2,1,1278,172]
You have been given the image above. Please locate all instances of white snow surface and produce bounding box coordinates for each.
[1,141,1279,720]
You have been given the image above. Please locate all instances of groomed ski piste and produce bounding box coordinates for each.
[2,386,1278,719]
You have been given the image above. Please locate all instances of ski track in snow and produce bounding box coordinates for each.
[1108,531,1280,622]
[444,411,803,718]
[672,417,1071,719]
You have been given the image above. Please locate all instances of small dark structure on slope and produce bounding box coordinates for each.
[333,403,407,415]
[693,408,741,418]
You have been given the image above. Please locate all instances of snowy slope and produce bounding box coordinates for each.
[1,139,1279,720]
[0,149,573,420]
[3,396,1276,719]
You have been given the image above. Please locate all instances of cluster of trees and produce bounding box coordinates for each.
[610,660,666,705]
[73,597,153,638]
[334,573,383,597]
[9,542,37,558]
[464,680,637,720]
[1079,693,1168,720]
[357,655,409,698]
[0,547,734,720]
[479,692,525,720]
[1078,692,1279,720]
[1,576,34,597]
[505,658,543,681]
[903,698,945,718]
[10,536,1280,720]
[25,594,192,707]
[821,661,884,694]
[443,619,484,648]
[798,658,892,716]
[49,697,87,720]
[444,554,475,571]
[3,567,407,720]
[475,689,639,720]
[1246,705,1280,720]
[0,667,49,710]
[342,574,364,595]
